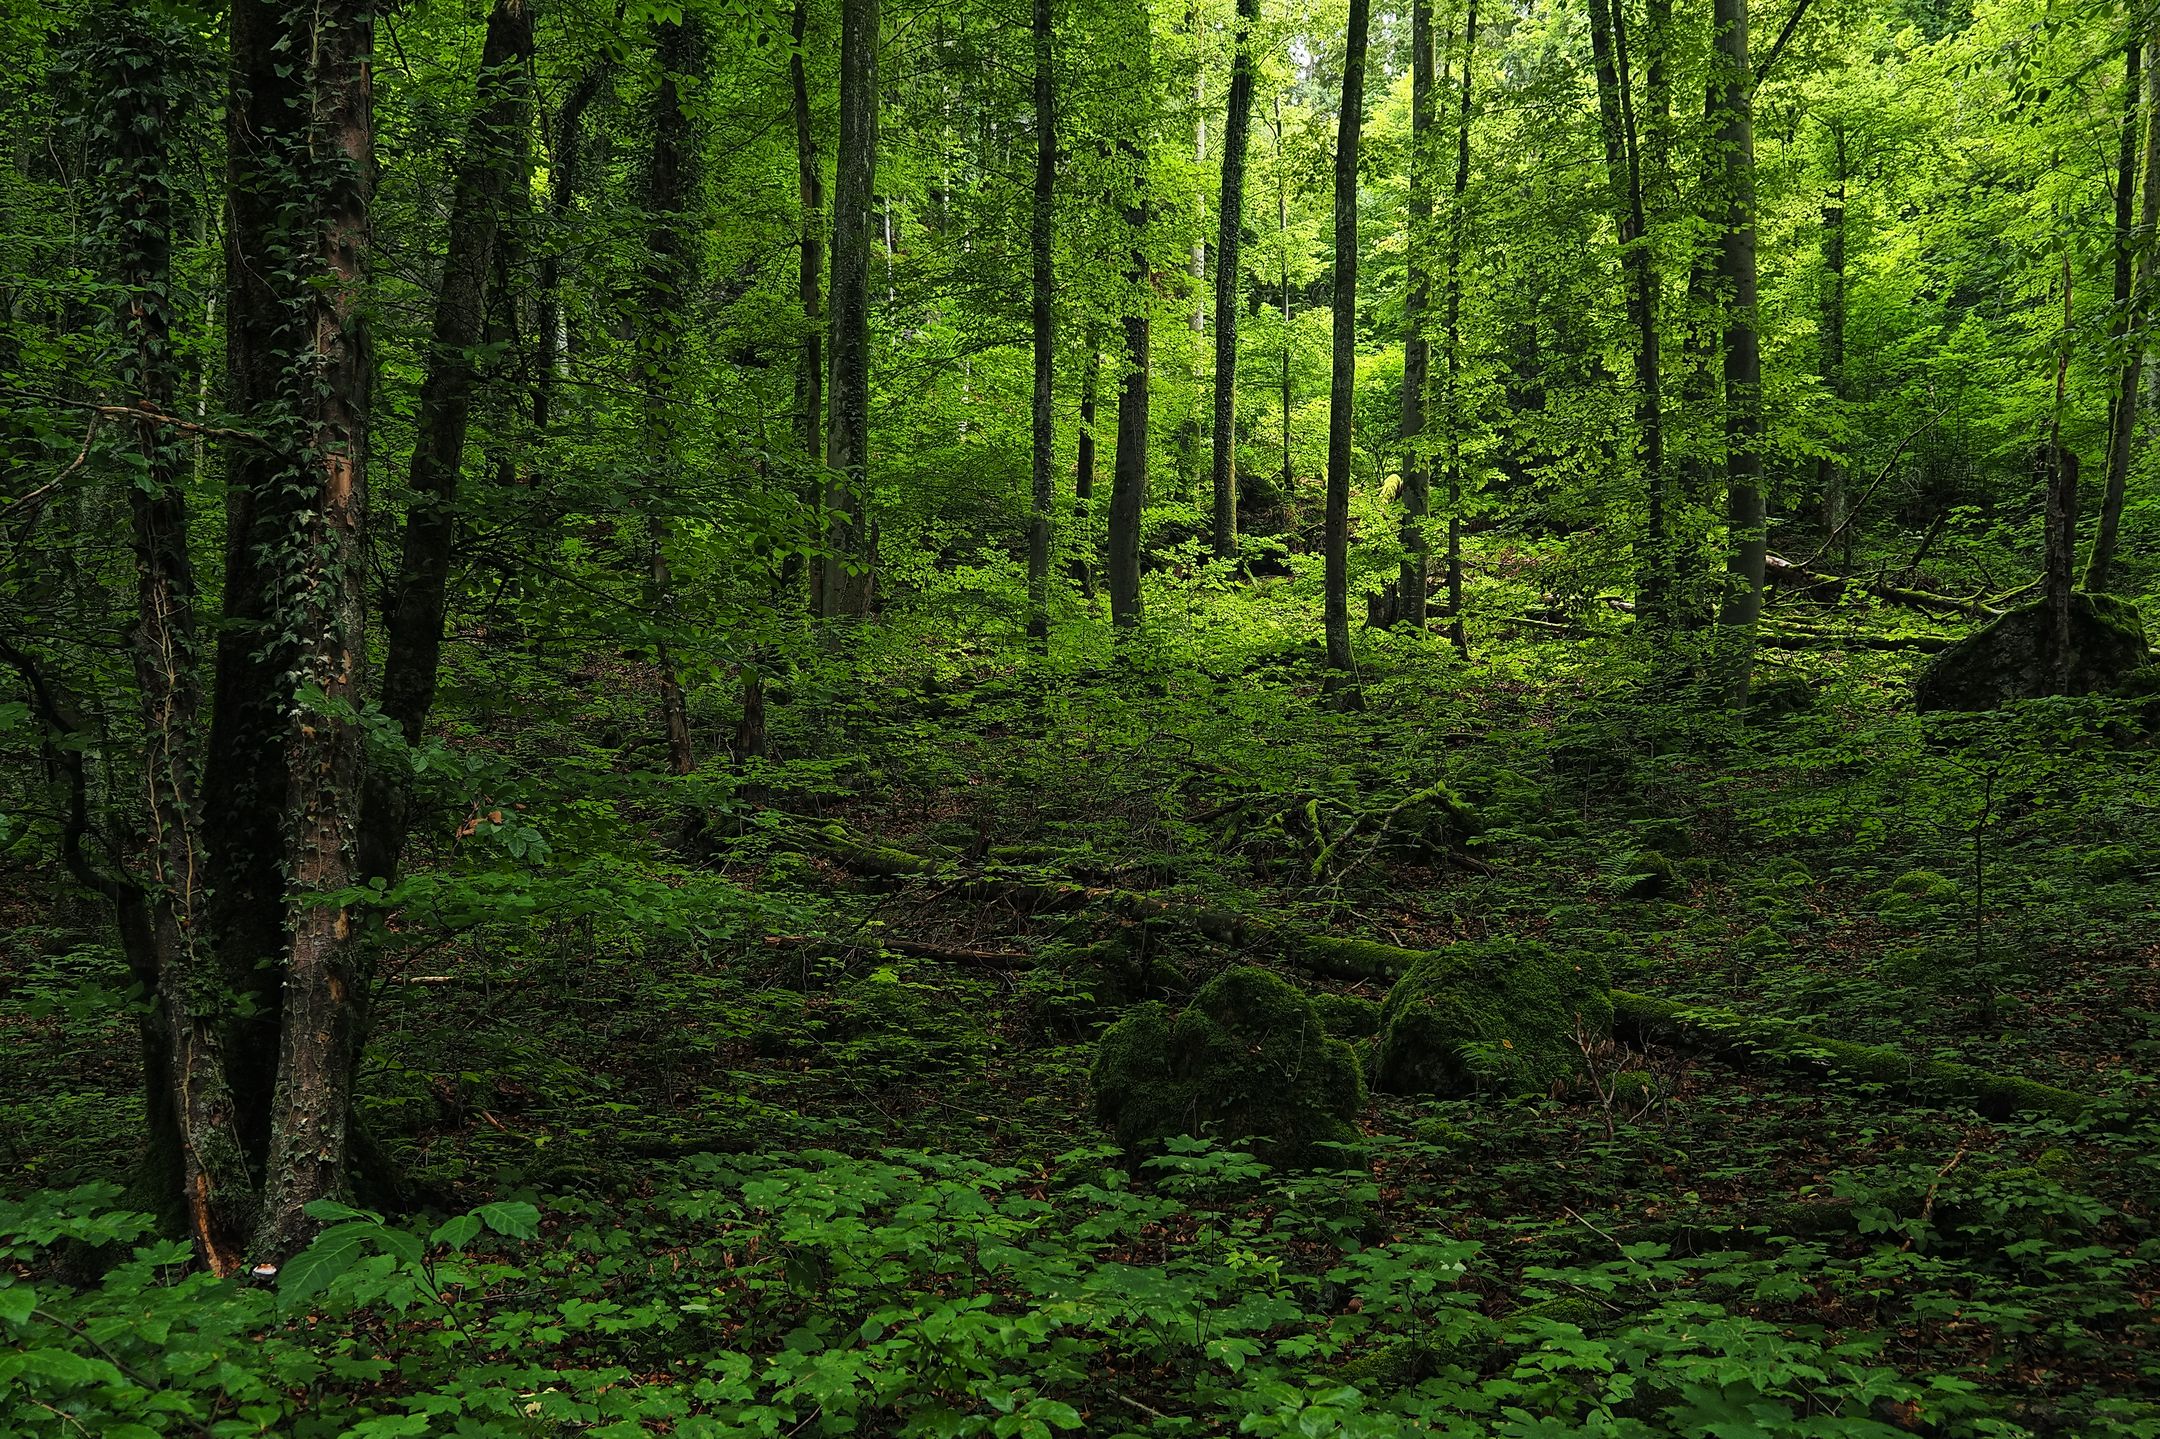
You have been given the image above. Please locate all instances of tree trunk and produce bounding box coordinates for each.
[533,63,608,434]
[1398,0,1435,628]
[1587,0,1665,623]
[1076,328,1100,597]
[819,0,879,617]
[1276,93,1293,497]
[1028,0,1055,641]
[361,0,534,885]
[1110,141,1151,629]
[1817,126,1847,561]
[793,0,825,469]
[1180,0,1207,501]
[2086,35,2150,593]
[252,0,377,1261]
[1323,0,1372,681]
[1210,0,1259,560]
[1439,0,1477,654]
[1711,0,1764,702]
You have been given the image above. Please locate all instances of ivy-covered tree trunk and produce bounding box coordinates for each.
[1711,0,1764,701]
[1323,0,1372,683]
[2087,35,2151,593]
[1396,0,1434,626]
[1439,0,1477,655]
[1028,0,1055,641]
[252,0,378,1261]
[1209,0,1258,561]
[1110,139,1151,630]
[819,0,879,618]
[362,0,534,885]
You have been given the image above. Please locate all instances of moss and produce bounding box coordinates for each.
[1313,991,1383,1040]
[1090,966,1366,1168]
[1614,849,1676,899]
[1609,990,2094,1119]
[1294,934,1427,981]
[1916,591,2150,711]
[1760,855,1813,887]
[1373,939,1614,1097]
[1608,1069,1657,1103]
[1748,671,1818,721]
[1886,868,1960,901]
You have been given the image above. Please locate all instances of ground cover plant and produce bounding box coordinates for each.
[4,0,2160,1432]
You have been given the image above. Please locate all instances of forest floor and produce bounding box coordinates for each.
[6,571,2160,1438]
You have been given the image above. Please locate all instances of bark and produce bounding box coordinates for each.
[1210,0,1259,559]
[2045,257,2076,689]
[1397,0,1434,626]
[1817,127,1847,560]
[1276,93,1293,496]
[1110,139,1151,629]
[1028,0,1055,641]
[818,0,879,617]
[1438,0,1477,655]
[205,0,312,1157]
[1179,0,1207,499]
[1076,328,1100,597]
[361,0,534,885]
[1711,0,1765,701]
[253,0,378,1261]
[1587,0,1665,622]
[2086,36,2150,593]
[638,15,704,777]
[1323,0,1373,680]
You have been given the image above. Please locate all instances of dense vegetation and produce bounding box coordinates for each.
[4,0,2160,1433]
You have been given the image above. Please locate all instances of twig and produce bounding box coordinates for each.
[0,415,98,522]
[0,385,268,446]
[1900,1137,1971,1252]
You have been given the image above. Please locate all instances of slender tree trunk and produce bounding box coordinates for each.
[533,63,607,434]
[1587,0,1665,622]
[2046,256,2078,688]
[1398,0,1435,627]
[1110,141,1151,629]
[1439,0,1477,654]
[2087,35,2150,592]
[252,0,377,1260]
[1711,0,1764,702]
[1179,0,1207,499]
[787,0,825,612]
[1028,0,1055,641]
[361,0,534,885]
[1076,329,1100,597]
[1211,0,1259,559]
[95,4,253,1273]
[819,0,879,617]
[1277,93,1293,497]
[1323,0,1372,681]
[1817,126,1847,560]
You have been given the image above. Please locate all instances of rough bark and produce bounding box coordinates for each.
[1276,93,1293,497]
[253,0,378,1261]
[2087,36,2150,593]
[1323,0,1372,682]
[792,0,825,469]
[818,0,880,617]
[361,0,534,885]
[1210,0,1259,560]
[1397,0,1434,627]
[1110,139,1151,629]
[1028,0,1055,640]
[1711,0,1764,702]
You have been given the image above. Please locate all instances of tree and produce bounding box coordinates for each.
[1029,0,1056,640]
[819,0,879,617]
[1324,0,1373,683]
[1209,0,1259,561]
[1398,0,1435,629]
[2086,29,2153,593]
[1437,0,1478,654]
[1712,0,1765,700]
[1110,137,1152,629]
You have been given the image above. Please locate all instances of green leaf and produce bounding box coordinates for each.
[474,1200,540,1239]
[431,1213,481,1251]
[0,1281,33,1326]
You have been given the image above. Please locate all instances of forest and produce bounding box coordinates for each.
[3,0,2160,1430]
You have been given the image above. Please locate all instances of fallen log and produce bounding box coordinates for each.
[786,822,2102,1121]
[1610,991,2094,1120]
[1764,554,2000,619]
[1757,626,1956,653]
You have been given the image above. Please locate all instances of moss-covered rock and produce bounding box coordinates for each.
[1748,671,1818,721]
[1090,966,1366,1168]
[1372,939,1614,1097]
[1313,991,1384,1040]
[1915,592,2150,712]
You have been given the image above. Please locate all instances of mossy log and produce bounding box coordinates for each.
[1610,991,2095,1120]
[1763,554,1998,618]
